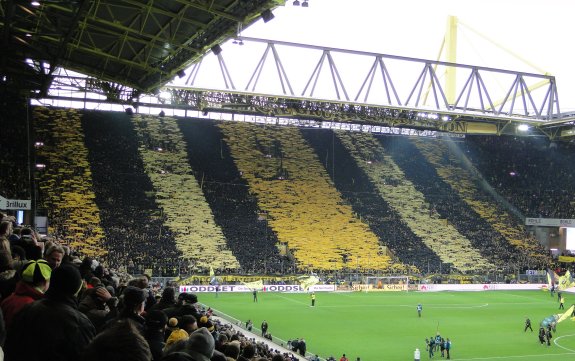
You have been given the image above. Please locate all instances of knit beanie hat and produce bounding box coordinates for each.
[45,263,83,298]
[122,286,146,307]
[186,327,215,361]
[166,329,189,348]
[198,316,215,332]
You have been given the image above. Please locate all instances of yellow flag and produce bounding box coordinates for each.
[299,275,319,291]
[557,305,574,323]
[558,270,575,291]
[243,279,264,291]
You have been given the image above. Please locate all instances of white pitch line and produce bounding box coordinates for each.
[428,303,489,309]
[275,293,309,306]
[553,333,575,353]
[496,292,553,302]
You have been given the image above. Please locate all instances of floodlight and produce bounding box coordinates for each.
[211,44,222,55]
[517,124,529,131]
[261,9,274,23]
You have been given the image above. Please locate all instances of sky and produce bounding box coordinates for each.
[171,0,575,114]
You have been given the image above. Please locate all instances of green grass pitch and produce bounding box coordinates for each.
[202,290,575,360]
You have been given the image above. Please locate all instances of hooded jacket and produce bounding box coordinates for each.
[0,281,45,328]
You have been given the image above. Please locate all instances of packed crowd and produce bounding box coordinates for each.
[379,136,548,271]
[462,135,575,219]
[0,213,304,361]
[220,123,396,272]
[81,111,184,276]
[178,121,296,275]
[80,111,295,276]
[300,129,446,273]
[2,107,568,277]
[130,114,240,271]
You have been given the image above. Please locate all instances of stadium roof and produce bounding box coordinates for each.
[0,0,283,94]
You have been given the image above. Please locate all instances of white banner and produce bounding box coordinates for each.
[179,284,334,293]
[418,283,546,292]
[308,284,336,292]
[525,218,575,227]
[0,196,31,210]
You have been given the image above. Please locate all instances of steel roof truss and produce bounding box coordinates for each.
[245,43,294,95]
[406,63,449,109]
[215,52,235,90]
[355,56,401,106]
[302,50,349,101]
[185,60,203,86]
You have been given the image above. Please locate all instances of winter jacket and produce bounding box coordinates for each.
[4,295,96,361]
[0,281,45,328]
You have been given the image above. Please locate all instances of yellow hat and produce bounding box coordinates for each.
[21,259,52,284]
[166,329,189,347]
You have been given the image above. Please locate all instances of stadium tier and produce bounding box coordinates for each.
[3,106,569,276]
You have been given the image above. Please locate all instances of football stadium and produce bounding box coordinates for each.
[1,1,575,360]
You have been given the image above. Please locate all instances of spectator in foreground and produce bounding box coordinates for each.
[1,259,51,328]
[5,263,96,361]
[82,319,152,361]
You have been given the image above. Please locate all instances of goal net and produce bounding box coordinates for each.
[361,276,409,292]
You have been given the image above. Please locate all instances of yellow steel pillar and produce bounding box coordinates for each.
[445,16,458,105]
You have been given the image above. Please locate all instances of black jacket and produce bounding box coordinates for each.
[4,295,96,361]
